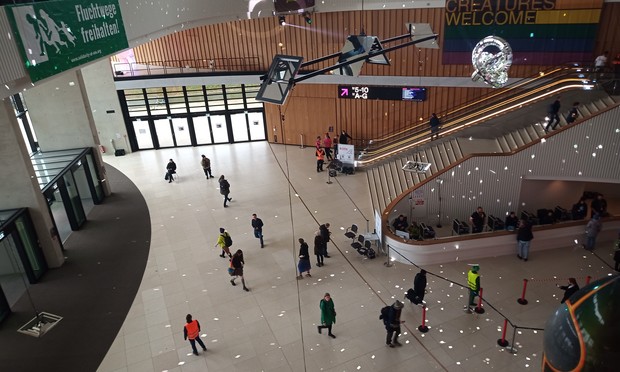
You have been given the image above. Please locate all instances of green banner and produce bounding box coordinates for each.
[7,0,128,82]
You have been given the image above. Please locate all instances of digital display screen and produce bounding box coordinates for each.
[402,87,427,101]
[338,86,427,101]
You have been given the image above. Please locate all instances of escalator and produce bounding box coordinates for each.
[356,64,600,167]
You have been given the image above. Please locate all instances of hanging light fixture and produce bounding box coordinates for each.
[278,15,286,26]
[303,11,312,24]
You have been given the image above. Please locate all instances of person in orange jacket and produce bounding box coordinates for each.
[316,147,325,172]
[184,314,207,356]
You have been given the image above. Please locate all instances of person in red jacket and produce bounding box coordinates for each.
[184,314,207,355]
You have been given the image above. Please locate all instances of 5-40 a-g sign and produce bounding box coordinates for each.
[7,0,128,82]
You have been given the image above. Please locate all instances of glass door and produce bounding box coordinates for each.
[132,119,154,149]
[248,112,267,140]
[85,154,103,203]
[154,118,174,147]
[230,113,249,142]
[45,186,71,243]
[71,161,94,217]
[61,173,86,230]
[211,115,229,143]
[0,233,29,307]
[171,118,192,146]
[14,213,47,282]
[193,116,213,144]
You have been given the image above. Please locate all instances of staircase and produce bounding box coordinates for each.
[366,96,619,215]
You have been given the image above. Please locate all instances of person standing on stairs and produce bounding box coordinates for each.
[545,97,561,132]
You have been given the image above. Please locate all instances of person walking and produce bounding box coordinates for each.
[314,231,325,267]
[183,314,207,356]
[469,207,486,233]
[316,147,325,172]
[465,264,480,313]
[413,269,427,304]
[323,133,333,161]
[545,97,561,132]
[166,159,177,183]
[384,300,405,347]
[218,175,232,207]
[297,238,311,279]
[216,228,232,258]
[584,214,602,251]
[565,102,580,124]
[229,249,249,291]
[429,113,441,140]
[251,213,264,248]
[200,155,213,179]
[516,219,534,261]
[558,278,579,303]
[319,223,331,258]
[317,293,336,338]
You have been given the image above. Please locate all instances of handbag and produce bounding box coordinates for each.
[164,172,169,180]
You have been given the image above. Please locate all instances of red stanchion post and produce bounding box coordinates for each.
[497,318,509,347]
[418,306,429,333]
[517,279,529,305]
[474,287,485,314]
[586,276,592,285]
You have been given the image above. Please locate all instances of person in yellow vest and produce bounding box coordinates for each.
[184,314,207,355]
[465,264,480,313]
[316,147,325,172]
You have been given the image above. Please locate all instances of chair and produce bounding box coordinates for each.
[420,223,436,239]
[488,215,504,231]
[351,234,364,250]
[452,219,469,235]
[358,240,371,256]
[344,224,358,242]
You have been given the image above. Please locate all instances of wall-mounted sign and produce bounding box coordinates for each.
[7,0,129,82]
[338,86,427,101]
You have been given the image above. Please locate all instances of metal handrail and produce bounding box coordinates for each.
[356,64,598,166]
[111,57,262,77]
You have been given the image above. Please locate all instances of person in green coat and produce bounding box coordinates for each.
[317,293,336,338]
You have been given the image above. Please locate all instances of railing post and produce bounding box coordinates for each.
[517,279,528,305]
[299,134,305,148]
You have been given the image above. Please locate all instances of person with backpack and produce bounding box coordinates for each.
[229,249,249,291]
[218,175,232,207]
[183,314,207,356]
[381,300,405,347]
[200,155,213,179]
[216,227,233,258]
[317,293,336,338]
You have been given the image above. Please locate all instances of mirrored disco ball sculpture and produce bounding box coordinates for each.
[471,36,513,88]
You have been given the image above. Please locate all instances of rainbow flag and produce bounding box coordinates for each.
[443,0,603,65]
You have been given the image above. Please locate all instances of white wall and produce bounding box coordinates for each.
[388,105,620,226]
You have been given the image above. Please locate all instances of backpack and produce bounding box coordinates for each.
[379,305,391,321]
[223,233,233,247]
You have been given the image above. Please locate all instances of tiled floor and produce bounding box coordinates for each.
[99,142,617,372]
